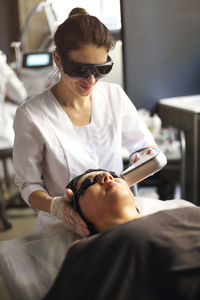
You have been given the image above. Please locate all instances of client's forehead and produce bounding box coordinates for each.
[77,171,104,190]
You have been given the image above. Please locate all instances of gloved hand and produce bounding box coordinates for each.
[130,147,157,164]
[50,188,89,237]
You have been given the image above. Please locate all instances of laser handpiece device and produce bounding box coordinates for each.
[120,149,167,187]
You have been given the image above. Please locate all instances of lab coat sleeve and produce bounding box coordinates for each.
[13,106,47,205]
[0,52,27,104]
[6,73,27,104]
[120,87,157,154]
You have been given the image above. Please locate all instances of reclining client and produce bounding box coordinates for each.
[45,169,200,300]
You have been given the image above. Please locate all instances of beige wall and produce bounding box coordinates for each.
[18,0,50,51]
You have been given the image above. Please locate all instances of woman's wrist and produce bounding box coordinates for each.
[129,146,158,159]
[29,190,53,213]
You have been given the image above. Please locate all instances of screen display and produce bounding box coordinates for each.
[26,53,50,67]
[22,52,53,68]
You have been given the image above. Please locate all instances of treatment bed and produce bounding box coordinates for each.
[0,197,196,300]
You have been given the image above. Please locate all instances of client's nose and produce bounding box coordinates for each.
[99,172,113,184]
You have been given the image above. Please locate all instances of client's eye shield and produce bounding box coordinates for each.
[60,55,114,80]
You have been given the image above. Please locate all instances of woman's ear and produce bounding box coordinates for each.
[53,50,62,69]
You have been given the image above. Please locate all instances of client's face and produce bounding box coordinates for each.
[76,171,135,231]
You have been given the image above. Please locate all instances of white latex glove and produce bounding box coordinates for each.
[130,147,157,164]
[50,188,89,237]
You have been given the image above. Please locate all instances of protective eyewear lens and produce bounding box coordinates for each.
[77,171,119,197]
[60,55,113,79]
[77,174,100,196]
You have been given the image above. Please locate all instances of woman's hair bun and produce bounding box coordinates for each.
[68,7,89,18]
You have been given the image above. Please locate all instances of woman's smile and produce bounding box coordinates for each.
[79,83,93,91]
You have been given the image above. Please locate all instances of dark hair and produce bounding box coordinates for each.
[54,7,116,60]
[67,169,119,235]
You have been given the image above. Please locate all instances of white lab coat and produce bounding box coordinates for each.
[0,50,27,148]
[13,81,155,228]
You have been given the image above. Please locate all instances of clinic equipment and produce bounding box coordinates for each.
[11,1,57,70]
[121,149,167,186]
[10,1,58,97]
[22,51,53,68]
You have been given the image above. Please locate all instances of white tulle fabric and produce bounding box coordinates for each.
[0,198,195,300]
[0,222,78,300]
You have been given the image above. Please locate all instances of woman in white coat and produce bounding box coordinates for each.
[13,7,157,236]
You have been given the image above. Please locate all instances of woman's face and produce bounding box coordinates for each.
[56,45,108,98]
[76,171,135,230]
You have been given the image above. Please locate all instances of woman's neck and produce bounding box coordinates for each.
[51,82,92,126]
[52,81,90,108]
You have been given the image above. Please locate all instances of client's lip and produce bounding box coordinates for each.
[105,181,118,191]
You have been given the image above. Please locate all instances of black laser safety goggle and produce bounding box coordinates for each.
[60,55,114,80]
